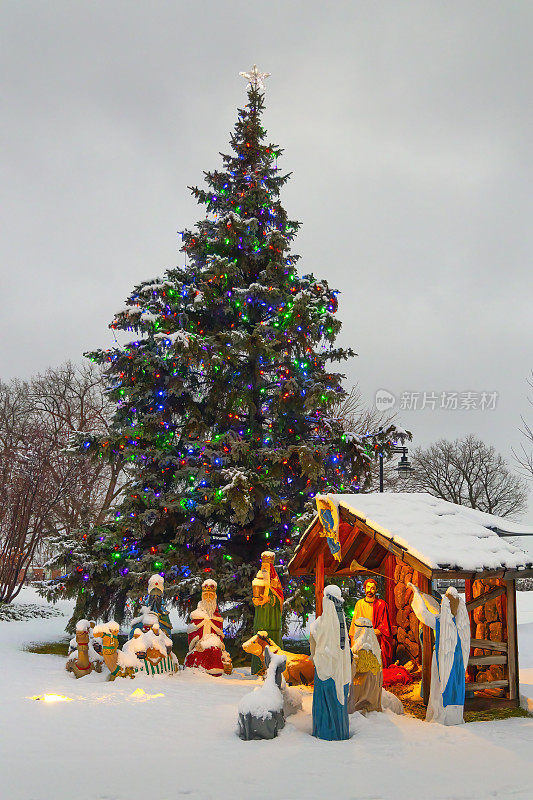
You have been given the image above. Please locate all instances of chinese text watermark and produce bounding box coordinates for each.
[375,389,498,412]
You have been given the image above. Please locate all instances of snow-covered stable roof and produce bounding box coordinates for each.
[291,492,533,575]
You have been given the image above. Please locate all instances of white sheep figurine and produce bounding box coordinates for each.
[237,646,287,740]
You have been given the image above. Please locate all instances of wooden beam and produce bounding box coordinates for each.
[419,574,433,706]
[304,528,327,564]
[350,530,376,563]
[292,515,321,551]
[465,577,475,683]
[474,569,506,581]
[289,531,326,576]
[470,638,508,652]
[504,568,533,580]
[334,530,366,573]
[465,679,509,691]
[360,541,387,571]
[338,505,433,579]
[506,579,519,702]
[431,570,475,580]
[432,567,526,580]
[384,553,396,631]
[337,506,357,526]
[328,527,361,574]
[346,514,404,559]
[315,550,324,618]
[422,621,433,705]
[287,517,321,574]
[355,536,378,570]
[370,529,407,560]
[468,655,508,666]
[466,585,507,612]
[322,548,338,577]
[330,568,360,577]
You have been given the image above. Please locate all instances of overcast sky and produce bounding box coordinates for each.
[2,1,532,518]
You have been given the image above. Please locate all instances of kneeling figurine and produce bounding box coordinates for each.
[348,617,382,714]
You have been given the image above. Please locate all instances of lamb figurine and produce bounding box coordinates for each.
[237,647,287,740]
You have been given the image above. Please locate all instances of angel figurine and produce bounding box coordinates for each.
[408,583,470,725]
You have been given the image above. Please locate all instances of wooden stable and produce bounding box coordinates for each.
[289,493,533,711]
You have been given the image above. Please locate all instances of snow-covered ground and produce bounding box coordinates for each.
[2,588,533,800]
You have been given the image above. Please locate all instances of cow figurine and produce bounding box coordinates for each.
[237,647,286,740]
[242,630,314,685]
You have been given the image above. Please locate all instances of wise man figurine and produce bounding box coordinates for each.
[349,578,394,667]
[408,583,470,725]
[310,585,351,740]
[184,579,232,676]
[251,551,283,674]
[146,574,172,637]
[130,574,172,640]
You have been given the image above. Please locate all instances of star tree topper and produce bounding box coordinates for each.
[239,64,271,91]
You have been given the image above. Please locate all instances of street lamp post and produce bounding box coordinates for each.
[379,446,412,492]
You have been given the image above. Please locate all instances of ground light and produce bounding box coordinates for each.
[129,688,164,700]
[30,694,72,702]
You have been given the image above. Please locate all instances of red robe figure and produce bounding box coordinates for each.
[349,578,394,667]
[184,579,232,676]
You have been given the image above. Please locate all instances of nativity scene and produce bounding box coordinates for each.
[289,492,532,719]
[63,493,533,739]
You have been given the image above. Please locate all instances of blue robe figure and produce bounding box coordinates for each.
[409,584,471,725]
[129,574,172,640]
[310,585,351,740]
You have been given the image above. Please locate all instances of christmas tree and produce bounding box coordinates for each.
[46,67,404,629]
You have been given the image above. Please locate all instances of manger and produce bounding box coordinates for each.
[288,492,533,713]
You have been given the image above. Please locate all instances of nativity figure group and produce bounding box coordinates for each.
[310,579,470,740]
[65,547,470,740]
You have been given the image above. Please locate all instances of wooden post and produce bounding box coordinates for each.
[464,578,475,683]
[505,579,519,702]
[385,553,395,624]
[315,550,324,618]
[419,574,433,706]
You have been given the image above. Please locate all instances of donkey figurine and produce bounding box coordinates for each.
[242,631,314,685]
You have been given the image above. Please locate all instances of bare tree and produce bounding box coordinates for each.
[328,385,410,490]
[0,386,77,602]
[513,371,533,481]
[329,385,397,437]
[28,362,126,535]
[0,363,128,602]
[409,434,528,518]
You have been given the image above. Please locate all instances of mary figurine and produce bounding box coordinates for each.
[310,584,351,740]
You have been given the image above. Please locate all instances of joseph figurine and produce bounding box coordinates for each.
[251,551,284,674]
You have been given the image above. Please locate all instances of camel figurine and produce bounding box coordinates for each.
[66,620,103,678]
[242,631,314,685]
[91,621,138,680]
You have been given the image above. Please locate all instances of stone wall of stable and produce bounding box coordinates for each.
[392,558,422,666]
